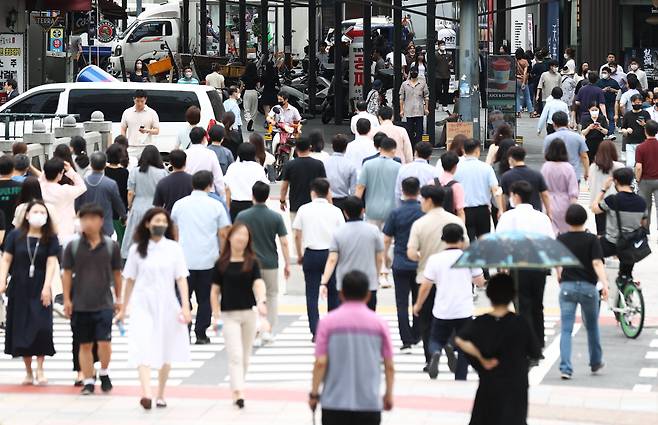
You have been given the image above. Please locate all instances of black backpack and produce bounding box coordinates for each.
[433,178,458,215]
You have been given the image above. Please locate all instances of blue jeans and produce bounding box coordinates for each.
[303,249,339,336]
[428,317,470,380]
[516,84,535,113]
[392,268,419,346]
[559,281,603,375]
[605,104,616,134]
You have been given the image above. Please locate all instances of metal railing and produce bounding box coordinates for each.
[0,113,80,141]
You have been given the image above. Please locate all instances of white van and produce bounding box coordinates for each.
[0,82,224,153]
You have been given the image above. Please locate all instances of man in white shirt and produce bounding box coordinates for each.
[537,87,570,135]
[224,142,268,221]
[412,223,485,380]
[222,86,243,129]
[350,100,380,136]
[377,106,413,163]
[628,58,648,91]
[345,118,377,173]
[120,89,160,158]
[184,127,225,197]
[496,180,554,357]
[292,178,345,338]
[205,63,226,91]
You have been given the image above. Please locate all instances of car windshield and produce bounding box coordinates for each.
[118,20,139,40]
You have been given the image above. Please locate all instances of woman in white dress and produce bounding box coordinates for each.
[116,207,191,410]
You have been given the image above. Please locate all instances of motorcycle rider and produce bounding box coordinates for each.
[268,92,302,155]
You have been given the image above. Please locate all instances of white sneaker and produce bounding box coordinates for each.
[379,274,392,289]
[261,332,274,345]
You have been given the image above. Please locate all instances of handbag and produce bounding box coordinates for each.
[613,195,651,263]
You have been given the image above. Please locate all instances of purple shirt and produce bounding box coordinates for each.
[575,84,605,120]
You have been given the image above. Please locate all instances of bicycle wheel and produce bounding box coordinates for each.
[619,283,645,339]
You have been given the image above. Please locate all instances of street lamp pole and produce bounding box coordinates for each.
[458,0,481,140]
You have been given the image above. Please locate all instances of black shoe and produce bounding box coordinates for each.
[247,120,254,131]
[400,344,413,354]
[422,363,429,373]
[100,374,113,392]
[80,383,95,395]
[235,398,245,409]
[444,345,457,373]
[195,336,211,345]
[529,358,540,368]
[428,352,441,379]
[74,379,83,387]
[140,397,152,410]
[591,362,605,374]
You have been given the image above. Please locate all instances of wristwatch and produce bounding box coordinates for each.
[309,392,320,400]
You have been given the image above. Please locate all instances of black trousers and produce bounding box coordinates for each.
[546,123,555,134]
[517,269,547,349]
[392,269,419,346]
[322,409,381,425]
[438,78,451,106]
[418,285,436,363]
[71,319,98,372]
[229,200,253,222]
[594,213,606,236]
[406,116,424,147]
[188,269,213,339]
[600,237,635,276]
[464,205,491,242]
[303,249,339,336]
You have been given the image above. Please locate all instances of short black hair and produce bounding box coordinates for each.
[552,111,569,127]
[183,65,193,72]
[134,89,147,98]
[277,91,289,100]
[331,134,349,153]
[89,152,106,171]
[13,154,29,172]
[630,94,643,103]
[565,204,588,226]
[373,132,387,149]
[509,180,533,204]
[415,141,432,160]
[228,85,239,96]
[43,158,65,181]
[486,273,515,306]
[547,59,559,68]
[5,79,17,90]
[78,203,105,219]
[551,86,563,99]
[252,181,270,203]
[310,178,330,198]
[463,138,481,154]
[295,137,311,152]
[208,124,225,143]
[106,143,124,165]
[237,142,257,162]
[192,170,214,190]
[507,145,526,162]
[356,118,371,135]
[189,126,207,145]
[441,223,464,243]
[645,120,658,137]
[342,196,363,219]
[545,139,569,162]
[612,167,634,186]
[380,137,397,152]
[420,184,444,207]
[440,151,459,172]
[401,177,420,197]
[168,149,187,169]
[0,155,14,176]
[378,105,393,120]
[588,71,599,84]
[341,270,370,301]
[356,100,367,112]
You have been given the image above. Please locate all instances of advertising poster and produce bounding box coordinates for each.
[624,47,658,84]
[349,38,364,104]
[486,55,517,142]
[547,2,560,60]
[0,33,24,93]
[510,0,527,51]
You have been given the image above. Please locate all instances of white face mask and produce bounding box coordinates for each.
[185,72,193,78]
[631,64,639,71]
[439,46,446,52]
[563,53,569,60]
[28,212,47,228]
[590,110,599,119]
[509,197,517,209]
[601,73,609,79]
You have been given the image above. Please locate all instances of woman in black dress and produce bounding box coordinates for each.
[0,200,60,385]
[456,273,541,425]
[260,61,280,127]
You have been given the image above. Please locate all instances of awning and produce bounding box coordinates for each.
[27,0,92,11]
[99,0,127,20]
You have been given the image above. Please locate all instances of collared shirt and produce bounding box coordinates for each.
[222,98,243,127]
[270,103,302,125]
[76,171,126,236]
[538,71,561,100]
[324,152,357,198]
[224,160,268,201]
[176,124,202,150]
[152,171,193,213]
[292,198,345,250]
[453,156,498,207]
[350,111,380,136]
[619,89,639,114]
[184,144,226,196]
[646,106,658,122]
[543,128,588,178]
[330,220,384,290]
[315,301,393,412]
[496,204,555,238]
[382,199,424,270]
[394,159,439,204]
[400,79,429,117]
[537,96,570,131]
[171,191,230,270]
[205,72,225,89]
[358,156,402,221]
[610,70,628,92]
[378,121,413,163]
[345,135,377,172]
[120,105,160,147]
[40,169,87,240]
[408,207,469,281]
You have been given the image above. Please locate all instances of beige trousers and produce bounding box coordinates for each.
[261,268,279,329]
[222,309,258,392]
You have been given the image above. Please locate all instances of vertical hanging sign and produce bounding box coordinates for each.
[510,0,526,51]
[0,33,24,93]
[547,2,560,60]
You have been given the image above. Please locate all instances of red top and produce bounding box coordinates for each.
[636,138,658,180]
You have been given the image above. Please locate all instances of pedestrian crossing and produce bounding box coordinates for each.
[0,316,225,386]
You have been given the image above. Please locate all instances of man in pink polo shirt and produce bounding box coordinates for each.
[436,152,465,222]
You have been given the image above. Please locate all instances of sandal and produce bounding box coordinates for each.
[36,370,47,385]
[156,399,167,408]
[140,397,152,410]
[22,374,34,385]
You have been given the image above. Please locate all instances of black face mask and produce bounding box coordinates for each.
[279,101,285,106]
[410,72,419,79]
[632,104,643,111]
